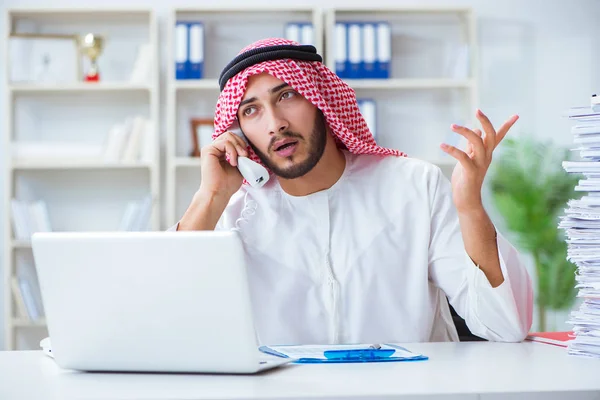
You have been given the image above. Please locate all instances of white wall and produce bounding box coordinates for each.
[1,0,599,349]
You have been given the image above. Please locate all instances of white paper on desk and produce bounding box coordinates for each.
[560,219,600,229]
[562,104,600,359]
[265,344,420,360]
[563,161,600,173]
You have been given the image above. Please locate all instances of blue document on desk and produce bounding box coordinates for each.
[259,343,428,364]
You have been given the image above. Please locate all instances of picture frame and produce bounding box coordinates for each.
[189,118,215,157]
[8,33,81,84]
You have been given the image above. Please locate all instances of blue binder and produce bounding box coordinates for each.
[187,21,204,79]
[300,23,314,46]
[347,23,362,79]
[285,22,301,43]
[334,22,347,78]
[375,22,391,79]
[174,21,188,80]
[285,22,313,45]
[362,23,377,79]
[358,98,377,139]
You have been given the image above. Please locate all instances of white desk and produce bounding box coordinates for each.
[1,342,599,400]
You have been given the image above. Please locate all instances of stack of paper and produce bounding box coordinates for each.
[559,104,600,358]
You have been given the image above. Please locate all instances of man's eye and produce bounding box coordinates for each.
[281,91,295,100]
[243,107,255,116]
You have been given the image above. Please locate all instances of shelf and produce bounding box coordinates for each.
[5,6,161,352]
[173,79,472,91]
[174,157,202,167]
[9,83,153,94]
[12,161,154,170]
[12,318,47,328]
[9,8,152,23]
[174,80,220,91]
[175,5,317,13]
[347,79,473,90]
[331,6,471,14]
[11,240,32,249]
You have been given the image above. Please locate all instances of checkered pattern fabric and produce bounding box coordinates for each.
[214,38,406,171]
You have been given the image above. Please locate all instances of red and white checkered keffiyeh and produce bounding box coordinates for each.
[213,38,406,170]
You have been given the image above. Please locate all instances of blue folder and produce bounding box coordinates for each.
[259,343,428,364]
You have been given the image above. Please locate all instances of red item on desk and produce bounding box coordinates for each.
[525,331,574,347]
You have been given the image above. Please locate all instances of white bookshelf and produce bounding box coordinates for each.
[11,241,32,250]
[3,8,160,350]
[174,80,219,91]
[10,82,152,93]
[1,6,480,351]
[13,318,46,328]
[12,161,154,170]
[325,6,479,172]
[346,78,474,90]
[166,6,323,228]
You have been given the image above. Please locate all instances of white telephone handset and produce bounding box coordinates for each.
[227,120,270,188]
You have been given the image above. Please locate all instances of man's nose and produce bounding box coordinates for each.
[267,108,289,135]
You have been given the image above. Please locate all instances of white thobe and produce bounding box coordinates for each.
[174,150,533,345]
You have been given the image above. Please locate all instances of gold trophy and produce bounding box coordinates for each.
[79,33,104,82]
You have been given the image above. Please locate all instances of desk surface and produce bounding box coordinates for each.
[1,342,599,400]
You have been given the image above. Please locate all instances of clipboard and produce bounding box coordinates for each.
[259,343,428,364]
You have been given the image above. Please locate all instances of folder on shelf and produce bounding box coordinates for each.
[301,23,314,46]
[362,23,377,79]
[347,23,362,79]
[358,98,377,140]
[259,343,428,364]
[337,20,391,79]
[334,23,347,78]
[285,22,313,46]
[375,22,391,79]
[188,22,204,79]
[285,22,301,43]
[174,21,188,80]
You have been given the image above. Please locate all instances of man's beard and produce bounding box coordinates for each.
[249,110,327,180]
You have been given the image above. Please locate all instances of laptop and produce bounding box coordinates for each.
[31,230,294,373]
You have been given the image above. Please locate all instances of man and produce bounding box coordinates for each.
[173,38,533,346]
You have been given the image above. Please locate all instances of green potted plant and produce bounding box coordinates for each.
[488,136,579,332]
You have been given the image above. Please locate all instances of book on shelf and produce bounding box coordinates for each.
[12,253,45,322]
[11,115,154,165]
[119,194,153,231]
[10,199,52,241]
[129,43,153,84]
[103,115,155,164]
[11,277,30,319]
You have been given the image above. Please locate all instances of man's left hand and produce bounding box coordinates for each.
[440,109,519,214]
